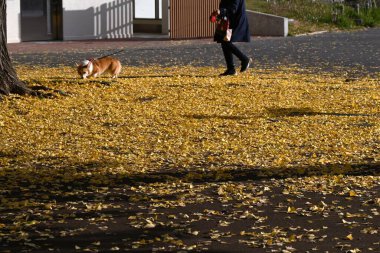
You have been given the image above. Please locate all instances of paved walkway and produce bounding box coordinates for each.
[8,28,380,74]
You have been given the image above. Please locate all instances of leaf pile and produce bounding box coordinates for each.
[0,66,379,252]
[1,66,379,178]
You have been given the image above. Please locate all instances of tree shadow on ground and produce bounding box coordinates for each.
[183,114,251,121]
[2,157,379,191]
[266,107,377,118]
[1,158,379,252]
[1,156,379,213]
[126,162,380,185]
[119,74,215,79]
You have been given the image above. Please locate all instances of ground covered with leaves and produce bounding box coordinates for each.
[0,66,379,252]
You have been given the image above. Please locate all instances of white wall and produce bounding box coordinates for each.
[62,0,133,40]
[6,0,21,43]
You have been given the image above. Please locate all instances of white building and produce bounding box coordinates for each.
[6,0,169,43]
[6,0,289,43]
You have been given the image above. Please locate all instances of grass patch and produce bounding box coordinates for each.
[246,0,380,34]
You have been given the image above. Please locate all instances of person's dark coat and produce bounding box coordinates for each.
[216,0,250,42]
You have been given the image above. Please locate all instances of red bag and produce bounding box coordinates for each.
[210,9,232,42]
[215,18,232,42]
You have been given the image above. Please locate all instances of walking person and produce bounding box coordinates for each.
[214,0,252,76]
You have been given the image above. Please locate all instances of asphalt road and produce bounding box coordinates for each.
[9,28,380,74]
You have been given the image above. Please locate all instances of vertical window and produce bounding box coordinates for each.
[135,0,162,19]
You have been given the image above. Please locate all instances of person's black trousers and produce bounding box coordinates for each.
[221,41,249,71]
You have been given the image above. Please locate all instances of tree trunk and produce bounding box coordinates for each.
[0,0,29,96]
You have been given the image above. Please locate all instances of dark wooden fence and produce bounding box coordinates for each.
[170,0,219,39]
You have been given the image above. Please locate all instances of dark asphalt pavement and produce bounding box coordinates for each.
[9,28,380,74]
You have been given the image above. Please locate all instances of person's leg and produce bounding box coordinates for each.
[221,41,235,71]
[228,43,252,72]
[228,42,249,63]
[222,42,251,74]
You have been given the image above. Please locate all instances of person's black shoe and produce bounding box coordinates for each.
[240,58,252,73]
[219,69,237,76]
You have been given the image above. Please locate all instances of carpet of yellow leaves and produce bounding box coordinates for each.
[0,66,379,252]
[0,66,379,184]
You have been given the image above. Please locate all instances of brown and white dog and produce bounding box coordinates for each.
[77,56,122,79]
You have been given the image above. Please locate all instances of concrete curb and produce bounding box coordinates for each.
[295,30,329,37]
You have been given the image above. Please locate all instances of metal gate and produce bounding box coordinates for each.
[170,0,219,39]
